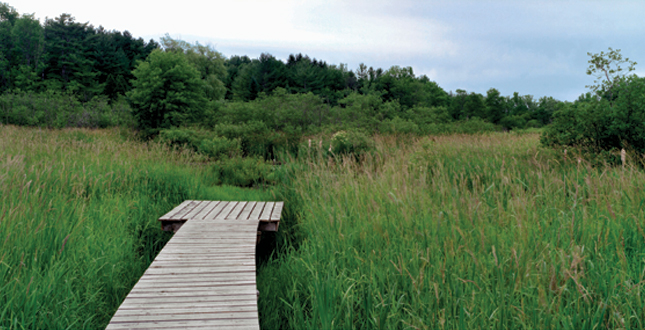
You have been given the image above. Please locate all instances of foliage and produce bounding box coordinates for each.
[0,91,134,128]
[157,127,241,160]
[378,116,419,135]
[0,126,274,329]
[542,49,645,157]
[211,155,275,187]
[128,49,207,137]
[160,34,227,100]
[330,129,374,156]
[586,47,637,99]
[260,132,645,329]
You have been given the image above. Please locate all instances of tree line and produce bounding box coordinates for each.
[0,2,564,133]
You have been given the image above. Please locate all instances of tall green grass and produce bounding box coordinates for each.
[0,125,274,329]
[259,132,645,329]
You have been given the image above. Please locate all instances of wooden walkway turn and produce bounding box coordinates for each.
[107,201,284,330]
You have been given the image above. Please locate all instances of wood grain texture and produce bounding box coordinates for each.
[109,200,284,329]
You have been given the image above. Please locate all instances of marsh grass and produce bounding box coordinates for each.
[259,132,645,329]
[0,125,273,329]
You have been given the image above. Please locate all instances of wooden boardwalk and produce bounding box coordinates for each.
[107,201,284,330]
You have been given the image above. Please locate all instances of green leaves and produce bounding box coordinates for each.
[128,50,207,136]
[585,47,637,98]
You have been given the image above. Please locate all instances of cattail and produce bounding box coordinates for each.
[564,149,567,160]
[621,148,626,168]
[308,139,311,148]
[329,143,332,152]
[319,140,322,148]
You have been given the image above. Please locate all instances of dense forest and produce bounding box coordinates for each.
[0,2,563,135]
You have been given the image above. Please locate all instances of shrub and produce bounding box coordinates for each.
[0,91,134,128]
[499,115,526,130]
[378,116,420,135]
[211,156,274,187]
[213,121,290,159]
[331,129,374,156]
[541,76,645,155]
[157,128,241,160]
[451,117,500,134]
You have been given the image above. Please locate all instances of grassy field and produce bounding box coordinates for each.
[258,132,645,329]
[0,125,274,329]
[2,126,644,329]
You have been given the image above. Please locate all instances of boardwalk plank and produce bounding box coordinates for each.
[259,202,275,221]
[109,200,283,330]
[248,202,265,220]
[106,318,258,329]
[158,200,192,221]
[112,305,257,317]
[271,202,284,221]
[238,202,256,220]
[215,201,238,219]
[201,201,230,221]
[169,200,201,220]
[228,202,248,220]
[192,201,221,220]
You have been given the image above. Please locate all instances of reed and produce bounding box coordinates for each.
[0,125,273,329]
[259,132,645,329]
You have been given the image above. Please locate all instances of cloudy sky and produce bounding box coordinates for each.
[14,0,645,101]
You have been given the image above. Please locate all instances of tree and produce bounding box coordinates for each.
[10,14,44,91]
[542,49,645,157]
[586,47,636,101]
[485,88,504,124]
[463,92,486,119]
[127,50,207,136]
[160,35,227,100]
[43,13,103,99]
[231,53,287,101]
[0,2,18,91]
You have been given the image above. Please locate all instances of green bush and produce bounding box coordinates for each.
[541,76,645,155]
[499,114,527,130]
[211,156,275,187]
[331,129,374,156]
[0,91,134,128]
[213,121,290,159]
[378,116,420,135]
[158,128,241,160]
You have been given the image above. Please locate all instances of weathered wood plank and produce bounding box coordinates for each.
[248,202,265,220]
[110,200,286,330]
[106,318,259,329]
[132,280,256,288]
[112,305,257,317]
[238,202,256,220]
[191,201,221,220]
[110,311,259,323]
[200,201,229,221]
[182,201,212,220]
[228,201,247,220]
[259,202,275,221]
[116,301,258,310]
[118,295,258,305]
[271,201,284,221]
[167,200,202,220]
[158,200,192,221]
[215,201,238,219]
[118,294,257,303]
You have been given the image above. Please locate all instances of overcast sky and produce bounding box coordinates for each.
[13,0,645,101]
